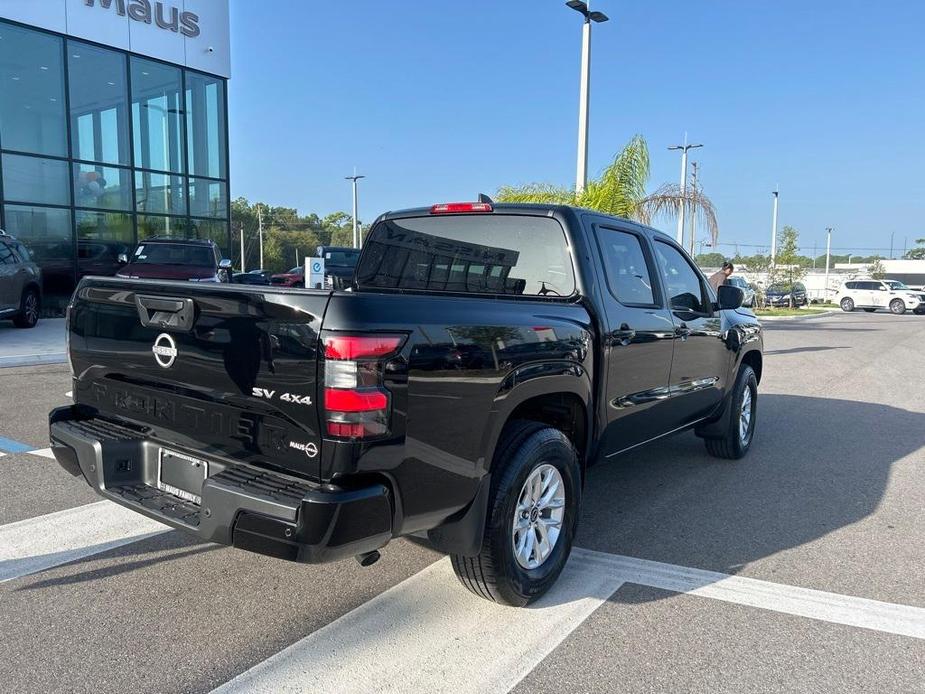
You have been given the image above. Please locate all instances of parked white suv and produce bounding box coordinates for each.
[836,279,925,315]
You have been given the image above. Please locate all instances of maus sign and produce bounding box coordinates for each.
[84,0,200,37]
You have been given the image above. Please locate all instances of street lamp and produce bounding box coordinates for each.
[824,227,833,303]
[345,172,366,248]
[668,137,703,245]
[566,1,608,194]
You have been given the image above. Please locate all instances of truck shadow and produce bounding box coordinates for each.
[570,393,923,603]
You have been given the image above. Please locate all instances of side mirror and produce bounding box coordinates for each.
[117,253,128,265]
[716,284,745,310]
[218,258,233,270]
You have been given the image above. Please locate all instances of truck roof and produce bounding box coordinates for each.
[377,202,672,240]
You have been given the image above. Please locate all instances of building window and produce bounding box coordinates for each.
[135,171,186,215]
[138,214,191,240]
[3,203,74,295]
[189,178,227,218]
[131,57,185,174]
[186,72,226,179]
[1,153,70,206]
[0,23,67,157]
[73,163,132,211]
[68,41,131,166]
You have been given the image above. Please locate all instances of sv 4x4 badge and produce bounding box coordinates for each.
[251,387,312,406]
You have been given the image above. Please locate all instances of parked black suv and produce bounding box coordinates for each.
[766,281,807,307]
[0,230,42,328]
[51,202,763,606]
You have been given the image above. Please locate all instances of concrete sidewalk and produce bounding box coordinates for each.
[0,319,66,368]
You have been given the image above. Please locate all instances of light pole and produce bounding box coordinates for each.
[566,1,609,194]
[824,227,833,304]
[345,171,366,248]
[688,161,699,256]
[668,137,703,245]
[770,189,779,268]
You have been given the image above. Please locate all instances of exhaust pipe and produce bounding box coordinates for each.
[356,550,381,567]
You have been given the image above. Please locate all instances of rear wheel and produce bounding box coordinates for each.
[890,299,906,315]
[840,297,855,312]
[451,421,581,606]
[12,287,39,328]
[704,365,757,460]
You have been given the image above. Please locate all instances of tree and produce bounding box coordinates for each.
[694,252,726,268]
[496,135,719,247]
[770,226,806,308]
[868,259,887,279]
[904,238,925,260]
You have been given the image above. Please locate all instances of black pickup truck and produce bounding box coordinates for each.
[50,202,762,606]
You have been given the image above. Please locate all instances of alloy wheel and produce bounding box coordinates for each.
[511,463,565,570]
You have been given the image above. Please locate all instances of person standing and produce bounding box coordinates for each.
[709,260,734,292]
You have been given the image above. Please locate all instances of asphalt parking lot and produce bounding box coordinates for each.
[1,311,923,693]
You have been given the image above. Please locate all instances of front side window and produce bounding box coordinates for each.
[654,241,709,313]
[596,226,656,305]
[0,242,15,265]
[131,243,214,267]
[357,214,576,297]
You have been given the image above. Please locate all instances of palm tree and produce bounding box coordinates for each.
[496,134,719,247]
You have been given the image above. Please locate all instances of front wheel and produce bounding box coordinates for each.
[840,297,855,312]
[704,364,757,460]
[12,288,39,328]
[451,422,581,606]
[890,299,906,315]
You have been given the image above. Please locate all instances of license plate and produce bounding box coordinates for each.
[157,449,208,505]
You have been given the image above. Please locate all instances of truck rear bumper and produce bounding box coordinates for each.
[48,406,392,564]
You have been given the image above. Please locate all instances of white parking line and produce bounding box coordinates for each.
[214,549,925,694]
[0,501,170,583]
[26,448,55,459]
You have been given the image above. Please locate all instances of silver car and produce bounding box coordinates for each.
[0,230,42,328]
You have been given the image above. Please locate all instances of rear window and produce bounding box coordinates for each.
[356,215,576,297]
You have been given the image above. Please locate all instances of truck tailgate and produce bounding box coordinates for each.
[68,278,331,480]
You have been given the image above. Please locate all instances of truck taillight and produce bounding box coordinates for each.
[322,333,404,440]
[430,202,493,214]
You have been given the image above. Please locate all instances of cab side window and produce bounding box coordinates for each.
[596,227,657,306]
[654,241,710,314]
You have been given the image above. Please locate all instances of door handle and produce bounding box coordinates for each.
[609,323,636,346]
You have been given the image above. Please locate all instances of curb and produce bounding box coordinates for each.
[757,310,837,322]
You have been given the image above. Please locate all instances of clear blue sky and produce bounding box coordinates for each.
[228,1,925,257]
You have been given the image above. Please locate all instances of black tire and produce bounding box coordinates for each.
[840,297,855,312]
[889,299,905,315]
[704,364,757,460]
[12,287,39,329]
[451,421,581,607]
[863,308,876,313]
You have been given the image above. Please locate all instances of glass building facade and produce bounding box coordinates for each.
[0,19,230,308]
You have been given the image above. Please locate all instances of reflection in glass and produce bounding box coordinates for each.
[138,215,191,240]
[68,41,130,165]
[3,204,73,296]
[74,163,132,210]
[190,218,229,256]
[1,154,70,206]
[188,178,227,218]
[131,58,184,173]
[0,23,67,156]
[186,72,226,179]
[135,171,186,214]
[75,210,133,279]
